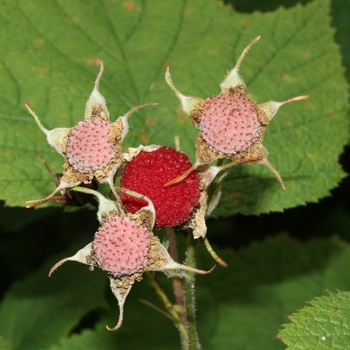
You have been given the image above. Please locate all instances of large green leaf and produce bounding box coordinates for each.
[278,291,350,349]
[8,234,349,350]
[0,0,348,216]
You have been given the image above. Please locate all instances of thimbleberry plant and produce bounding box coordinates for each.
[165,36,310,188]
[25,60,156,207]
[23,36,311,349]
[49,187,211,331]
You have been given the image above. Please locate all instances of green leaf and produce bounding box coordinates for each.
[0,244,108,350]
[0,335,13,350]
[47,326,123,350]
[0,0,348,215]
[332,0,350,84]
[278,291,350,349]
[20,234,350,350]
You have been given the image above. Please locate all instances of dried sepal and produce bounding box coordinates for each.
[25,104,70,156]
[205,171,228,217]
[219,36,261,92]
[118,102,158,141]
[118,187,156,229]
[258,95,311,122]
[107,277,133,331]
[72,186,123,222]
[123,144,162,162]
[146,235,215,276]
[27,151,98,208]
[48,243,94,277]
[26,178,81,208]
[181,179,227,267]
[84,60,109,121]
[165,67,205,123]
[184,191,208,240]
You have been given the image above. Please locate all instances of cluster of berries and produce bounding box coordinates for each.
[26,37,309,330]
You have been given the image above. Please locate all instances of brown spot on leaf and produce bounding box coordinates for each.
[308,154,316,160]
[185,8,193,14]
[146,118,154,126]
[34,39,44,46]
[66,16,79,23]
[257,61,264,67]
[301,51,309,57]
[176,106,183,115]
[329,109,335,115]
[138,131,149,144]
[177,116,186,123]
[86,59,98,66]
[165,61,173,68]
[278,73,285,79]
[228,192,238,199]
[242,20,249,27]
[124,1,138,11]
[40,66,48,72]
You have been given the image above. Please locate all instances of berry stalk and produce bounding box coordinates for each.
[167,227,187,325]
[145,271,190,350]
[183,232,202,350]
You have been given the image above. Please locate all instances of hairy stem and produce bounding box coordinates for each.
[145,272,189,349]
[183,232,201,349]
[166,228,186,324]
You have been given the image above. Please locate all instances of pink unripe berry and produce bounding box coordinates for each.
[120,146,200,229]
[93,216,150,276]
[200,93,261,155]
[66,118,114,173]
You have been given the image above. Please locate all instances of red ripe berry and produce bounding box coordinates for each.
[120,146,200,229]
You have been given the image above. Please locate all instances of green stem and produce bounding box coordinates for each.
[145,272,189,349]
[183,232,202,350]
[166,228,187,325]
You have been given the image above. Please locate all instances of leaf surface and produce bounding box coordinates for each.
[0,0,347,215]
[278,291,350,349]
